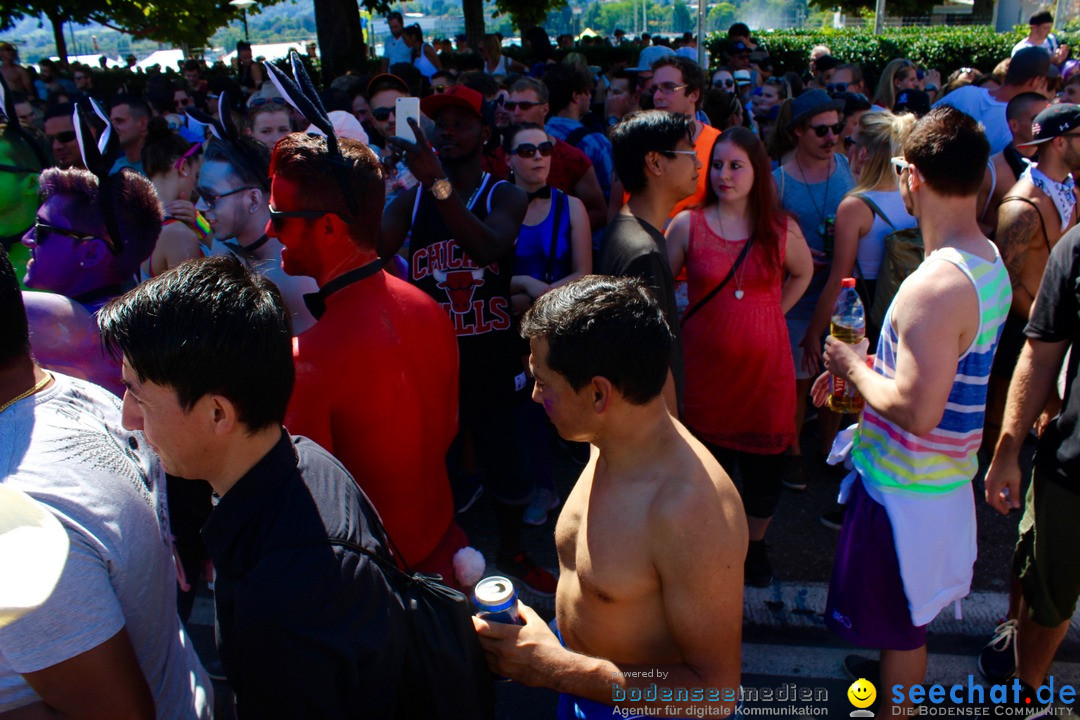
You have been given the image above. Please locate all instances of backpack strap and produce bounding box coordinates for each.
[542,189,566,284]
[853,192,896,230]
[1000,195,1052,254]
[982,160,997,220]
[565,125,597,148]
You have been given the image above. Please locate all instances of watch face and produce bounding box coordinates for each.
[432,179,452,200]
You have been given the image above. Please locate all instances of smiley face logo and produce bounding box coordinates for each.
[848,678,877,709]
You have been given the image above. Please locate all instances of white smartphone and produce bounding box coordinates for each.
[395,96,421,143]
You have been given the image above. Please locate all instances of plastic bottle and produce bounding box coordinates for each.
[828,278,866,414]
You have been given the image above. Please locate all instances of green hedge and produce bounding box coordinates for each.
[706,26,1080,82]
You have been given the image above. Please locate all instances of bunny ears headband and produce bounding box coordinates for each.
[263,51,360,216]
[72,98,124,254]
[185,92,270,191]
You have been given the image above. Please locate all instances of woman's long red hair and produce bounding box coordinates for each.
[702,126,784,276]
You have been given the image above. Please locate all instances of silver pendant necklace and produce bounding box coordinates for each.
[715,206,747,300]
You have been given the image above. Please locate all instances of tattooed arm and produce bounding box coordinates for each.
[994,199,1041,318]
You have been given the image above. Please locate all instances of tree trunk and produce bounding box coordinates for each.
[463,0,485,53]
[48,10,67,65]
[313,0,367,84]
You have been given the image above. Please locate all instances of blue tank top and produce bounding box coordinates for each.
[515,189,573,283]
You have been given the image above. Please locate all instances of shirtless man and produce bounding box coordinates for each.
[986,103,1080,450]
[0,43,33,98]
[474,276,747,720]
[976,92,1048,238]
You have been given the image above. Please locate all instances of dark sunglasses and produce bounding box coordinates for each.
[826,82,847,94]
[713,78,735,89]
[198,185,257,210]
[268,207,348,229]
[504,100,542,111]
[434,84,448,94]
[809,122,844,137]
[45,130,77,144]
[372,106,395,121]
[32,221,101,245]
[174,97,192,108]
[249,96,287,109]
[512,141,554,158]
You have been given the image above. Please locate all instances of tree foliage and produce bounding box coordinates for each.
[491,0,569,33]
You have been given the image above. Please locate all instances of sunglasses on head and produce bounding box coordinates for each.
[504,100,542,111]
[46,130,77,144]
[511,141,554,158]
[372,106,395,121]
[809,122,844,137]
[249,96,287,109]
[713,78,735,89]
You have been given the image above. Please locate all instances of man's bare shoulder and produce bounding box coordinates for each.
[893,252,984,336]
[646,423,747,550]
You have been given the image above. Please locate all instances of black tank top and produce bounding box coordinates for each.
[407,173,523,404]
[1004,144,1029,181]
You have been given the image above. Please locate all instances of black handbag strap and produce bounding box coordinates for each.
[681,236,753,326]
[543,190,565,284]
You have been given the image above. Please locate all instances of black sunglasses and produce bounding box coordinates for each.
[512,141,554,158]
[809,122,844,137]
[826,82,847,94]
[372,106,395,121]
[32,221,102,245]
[198,185,257,210]
[504,100,542,111]
[46,130,77,144]
[713,78,735,89]
[268,207,349,229]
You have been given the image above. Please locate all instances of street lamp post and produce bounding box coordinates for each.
[230,0,257,42]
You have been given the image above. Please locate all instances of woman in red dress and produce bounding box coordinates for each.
[667,126,812,587]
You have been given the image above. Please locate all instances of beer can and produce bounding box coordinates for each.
[474,575,523,625]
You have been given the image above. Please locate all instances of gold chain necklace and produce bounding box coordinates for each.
[0,371,53,414]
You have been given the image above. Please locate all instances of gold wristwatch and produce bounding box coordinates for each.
[430,178,453,201]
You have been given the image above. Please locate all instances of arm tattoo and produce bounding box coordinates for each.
[994,202,1040,288]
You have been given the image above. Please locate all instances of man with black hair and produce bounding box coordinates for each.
[269,131,469,586]
[648,55,718,217]
[199,136,318,334]
[985,104,1080,455]
[99,254,408,718]
[475,275,746,720]
[544,64,614,200]
[381,84,557,596]
[0,249,213,719]
[934,46,1052,154]
[1013,10,1068,66]
[21,165,161,395]
[42,103,84,169]
[600,110,701,412]
[108,94,149,175]
[977,92,1049,238]
[819,107,1010,715]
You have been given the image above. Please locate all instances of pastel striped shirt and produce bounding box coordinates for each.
[852,246,1012,495]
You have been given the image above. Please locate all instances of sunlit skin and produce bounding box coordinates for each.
[21,194,109,296]
[508,88,549,126]
[109,103,146,160]
[651,65,698,117]
[248,109,292,151]
[793,110,842,164]
[369,88,407,144]
[506,128,552,188]
[757,84,782,114]
[709,141,754,201]
[44,115,82,169]
[266,173,331,281]
[895,68,920,92]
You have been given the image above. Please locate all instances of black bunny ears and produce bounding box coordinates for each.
[263,52,359,216]
[0,71,48,170]
[186,91,270,191]
[73,98,124,253]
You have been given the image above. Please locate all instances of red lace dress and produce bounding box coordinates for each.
[682,207,796,454]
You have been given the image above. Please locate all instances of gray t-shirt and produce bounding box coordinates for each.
[0,373,212,719]
[774,154,854,321]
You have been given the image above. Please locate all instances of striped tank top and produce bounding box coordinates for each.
[852,245,1011,495]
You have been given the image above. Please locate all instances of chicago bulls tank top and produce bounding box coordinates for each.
[406,173,524,404]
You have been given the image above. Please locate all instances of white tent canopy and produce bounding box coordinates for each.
[218,41,315,65]
[136,49,186,71]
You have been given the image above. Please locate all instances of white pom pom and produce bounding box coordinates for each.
[452,546,487,588]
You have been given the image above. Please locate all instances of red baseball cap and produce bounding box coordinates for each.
[420,84,484,120]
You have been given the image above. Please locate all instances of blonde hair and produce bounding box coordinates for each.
[873,59,915,111]
[850,110,918,194]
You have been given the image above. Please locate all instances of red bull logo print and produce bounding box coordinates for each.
[412,238,512,337]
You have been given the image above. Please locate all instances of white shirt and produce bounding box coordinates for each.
[383,34,412,66]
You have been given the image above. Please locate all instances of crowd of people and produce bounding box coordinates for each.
[1,10,1079,719]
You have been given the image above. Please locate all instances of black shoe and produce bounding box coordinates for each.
[978,619,1018,684]
[781,455,806,491]
[744,541,773,587]
[1011,681,1053,719]
[452,474,484,514]
[820,505,847,530]
[843,654,880,685]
